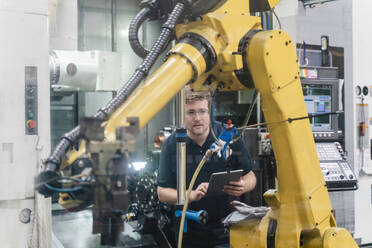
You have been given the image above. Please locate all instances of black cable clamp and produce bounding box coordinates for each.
[136,64,150,76]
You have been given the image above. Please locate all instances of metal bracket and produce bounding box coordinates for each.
[116,117,140,142]
[80,117,107,141]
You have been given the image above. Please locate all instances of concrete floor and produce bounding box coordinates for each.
[52,204,370,248]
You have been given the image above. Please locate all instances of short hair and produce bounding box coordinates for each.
[184,85,211,104]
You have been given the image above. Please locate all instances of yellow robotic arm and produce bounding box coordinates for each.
[56,0,266,170]
[229,29,358,248]
[37,0,358,247]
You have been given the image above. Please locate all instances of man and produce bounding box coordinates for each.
[157,88,256,248]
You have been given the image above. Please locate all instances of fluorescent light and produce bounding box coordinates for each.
[130,162,147,171]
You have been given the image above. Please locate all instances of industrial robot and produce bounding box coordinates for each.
[36,0,359,247]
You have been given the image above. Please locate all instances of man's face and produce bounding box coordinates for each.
[185,99,210,137]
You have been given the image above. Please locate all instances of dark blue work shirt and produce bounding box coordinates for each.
[157,127,252,246]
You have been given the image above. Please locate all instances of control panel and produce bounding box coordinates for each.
[25,66,38,135]
[300,66,341,142]
[316,142,357,191]
[313,131,339,140]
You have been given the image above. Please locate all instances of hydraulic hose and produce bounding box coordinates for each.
[100,2,184,116]
[178,149,213,248]
[128,7,152,59]
[37,2,185,196]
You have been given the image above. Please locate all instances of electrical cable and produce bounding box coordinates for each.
[242,91,258,127]
[272,8,281,30]
[128,7,152,58]
[231,90,258,144]
[34,175,88,189]
[209,88,257,145]
[34,176,62,189]
[208,86,258,145]
[56,176,88,184]
[177,149,213,248]
[209,87,219,141]
[237,111,344,131]
[298,41,309,67]
[36,175,89,194]
[38,3,186,194]
[359,243,372,247]
[302,41,308,66]
[44,184,83,193]
[177,91,318,247]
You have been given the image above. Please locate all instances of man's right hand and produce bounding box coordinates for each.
[189,182,209,202]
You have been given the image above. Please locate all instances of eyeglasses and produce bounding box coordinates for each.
[186,109,209,117]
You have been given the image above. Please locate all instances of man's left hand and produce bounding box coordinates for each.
[222,179,246,197]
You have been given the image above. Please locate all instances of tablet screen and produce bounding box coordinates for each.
[206,169,243,197]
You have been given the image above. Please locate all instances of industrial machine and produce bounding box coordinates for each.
[301,66,357,236]
[247,64,358,236]
[242,66,358,206]
[50,50,123,92]
[35,0,359,247]
[300,66,357,191]
[0,1,51,247]
[301,66,341,141]
[317,142,357,189]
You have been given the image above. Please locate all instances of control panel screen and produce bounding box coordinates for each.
[303,84,332,131]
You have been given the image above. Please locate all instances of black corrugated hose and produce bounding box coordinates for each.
[128,7,152,59]
[36,2,185,196]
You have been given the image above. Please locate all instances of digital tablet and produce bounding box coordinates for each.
[206,169,243,197]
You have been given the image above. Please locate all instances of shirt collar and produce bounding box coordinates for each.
[186,129,215,149]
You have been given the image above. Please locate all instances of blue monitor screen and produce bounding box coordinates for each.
[303,84,332,131]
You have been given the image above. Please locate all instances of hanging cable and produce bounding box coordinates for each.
[37,3,186,196]
[237,111,344,131]
[272,8,282,30]
[210,87,220,141]
[177,149,213,248]
[128,7,152,58]
[204,85,219,141]
[298,41,309,66]
[231,90,258,144]
[44,184,83,193]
